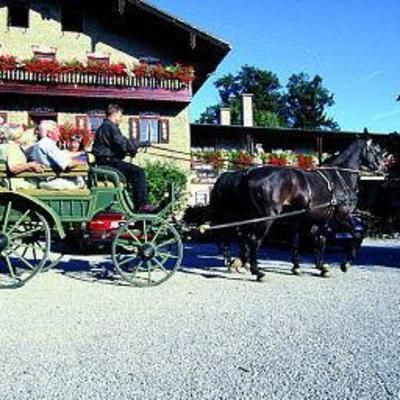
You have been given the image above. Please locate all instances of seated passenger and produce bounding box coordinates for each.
[65,134,88,163]
[30,120,87,190]
[2,124,44,190]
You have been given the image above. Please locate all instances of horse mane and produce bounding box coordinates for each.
[322,138,365,167]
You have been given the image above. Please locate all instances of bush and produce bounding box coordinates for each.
[143,161,187,205]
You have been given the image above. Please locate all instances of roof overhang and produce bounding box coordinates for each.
[126,0,232,93]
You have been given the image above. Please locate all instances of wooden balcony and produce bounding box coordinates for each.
[0,70,192,102]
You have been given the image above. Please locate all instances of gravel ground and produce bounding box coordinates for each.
[0,239,399,400]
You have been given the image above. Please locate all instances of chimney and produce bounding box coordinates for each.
[219,107,231,126]
[241,93,254,127]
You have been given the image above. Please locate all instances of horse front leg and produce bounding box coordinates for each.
[340,225,363,273]
[311,225,332,278]
[340,238,362,273]
[336,214,364,273]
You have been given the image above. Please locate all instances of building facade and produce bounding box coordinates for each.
[0,0,230,169]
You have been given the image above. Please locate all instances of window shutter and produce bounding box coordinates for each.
[129,117,140,141]
[75,115,88,130]
[0,113,8,125]
[159,119,169,144]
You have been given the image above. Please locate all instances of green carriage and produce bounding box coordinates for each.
[0,164,183,289]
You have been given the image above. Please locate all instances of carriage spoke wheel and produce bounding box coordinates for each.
[112,215,183,287]
[0,201,51,289]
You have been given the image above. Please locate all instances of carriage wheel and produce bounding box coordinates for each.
[112,215,183,287]
[0,201,51,289]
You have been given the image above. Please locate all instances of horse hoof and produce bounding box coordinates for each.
[256,272,266,282]
[340,263,351,273]
[321,269,333,279]
[292,267,302,276]
[228,259,242,273]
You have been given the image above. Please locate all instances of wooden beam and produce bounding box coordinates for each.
[0,82,192,103]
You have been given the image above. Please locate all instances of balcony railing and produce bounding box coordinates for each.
[0,70,192,102]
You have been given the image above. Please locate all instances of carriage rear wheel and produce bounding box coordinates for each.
[112,215,183,287]
[0,201,51,289]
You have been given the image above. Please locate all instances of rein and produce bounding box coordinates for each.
[199,202,333,233]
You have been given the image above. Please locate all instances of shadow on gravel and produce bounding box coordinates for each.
[47,258,132,287]
[45,241,399,286]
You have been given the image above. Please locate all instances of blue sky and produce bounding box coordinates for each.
[151,0,400,133]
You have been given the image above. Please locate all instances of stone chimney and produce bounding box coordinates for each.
[219,107,231,126]
[241,93,254,127]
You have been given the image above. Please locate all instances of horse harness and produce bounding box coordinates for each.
[315,168,359,216]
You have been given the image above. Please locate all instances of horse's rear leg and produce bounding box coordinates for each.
[222,241,233,271]
[291,224,302,276]
[248,221,273,282]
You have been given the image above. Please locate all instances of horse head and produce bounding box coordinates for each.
[362,139,386,173]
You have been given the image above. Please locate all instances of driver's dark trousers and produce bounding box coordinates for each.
[97,159,149,209]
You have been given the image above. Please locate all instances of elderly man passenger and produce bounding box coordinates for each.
[1,124,44,190]
[30,120,87,190]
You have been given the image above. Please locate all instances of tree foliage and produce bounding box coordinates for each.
[197,65,339,131]
[198,66,284,127]
[282,73,338,130]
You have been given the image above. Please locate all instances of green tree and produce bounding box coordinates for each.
[197,65,285,128]
[283,73,339,130]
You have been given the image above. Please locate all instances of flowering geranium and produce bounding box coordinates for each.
[24,58,62,75]
[59,122,94,149]
[228,151,255,169]
[62,59,85,73]
[269,154,288,167]
[203,151,225,170]
[0,55,17,71]
[133,62,195,82]
[0,53,195,84]
[297,154,314,170]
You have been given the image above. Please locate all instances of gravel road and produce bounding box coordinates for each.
[0,239,399,400]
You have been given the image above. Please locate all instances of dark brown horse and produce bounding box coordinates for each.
[209,138,383,281]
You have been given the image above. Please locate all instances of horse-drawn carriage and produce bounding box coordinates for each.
[0,163,183,289]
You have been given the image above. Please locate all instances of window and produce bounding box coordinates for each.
[88,115,104,132]
[61,2,83,32]
[76,116,89,130]
[32,46,57,61]
[131,116,169,144]
[0,113,8,125]
[195,191,209,206]
[8,3,29,28]
[87,53,110,67]
[129,118,140,141]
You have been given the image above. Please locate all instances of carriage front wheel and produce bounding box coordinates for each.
[112,215,183,287]
[0,201,51,289]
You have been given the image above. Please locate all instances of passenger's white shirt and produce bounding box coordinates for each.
[30,137,70,171]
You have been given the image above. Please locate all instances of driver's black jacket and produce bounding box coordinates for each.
[93,119,138,161]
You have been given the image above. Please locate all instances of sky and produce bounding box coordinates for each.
[150,0,400,133]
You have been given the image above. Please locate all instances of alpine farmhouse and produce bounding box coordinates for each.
[0,0,230,169]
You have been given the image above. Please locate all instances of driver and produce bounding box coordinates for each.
[93,104,157,213]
